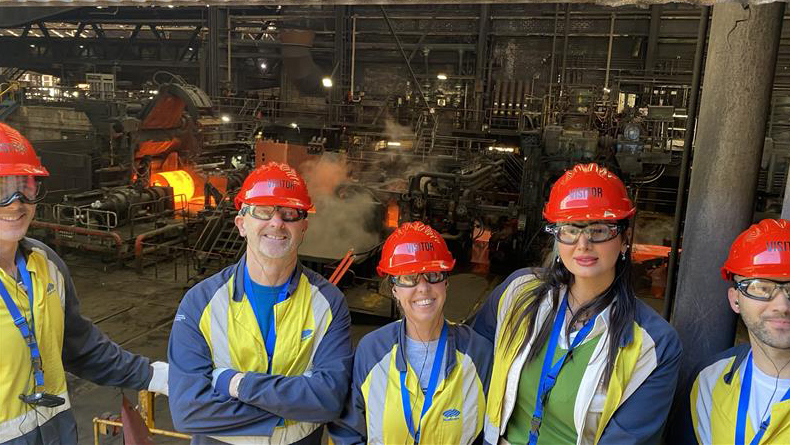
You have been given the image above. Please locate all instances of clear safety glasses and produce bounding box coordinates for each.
[735,278,790,302]
[0,175,44,207]
[545,222,623,245]
[391,272,449,288]
[240,205,307,222]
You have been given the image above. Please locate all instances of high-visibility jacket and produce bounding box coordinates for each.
[328,319,493,445]
[168,254,353,444]
[1,238,154,444]
[684,343,790,444]
[471,268,682,445]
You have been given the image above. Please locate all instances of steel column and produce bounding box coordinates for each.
[662,7,710,320]
[645,5,661,75]
[560,4,570,94]
[671,1,785,388]
[474,4,489,124]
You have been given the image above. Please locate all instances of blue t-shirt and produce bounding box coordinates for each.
[248,279,286,342]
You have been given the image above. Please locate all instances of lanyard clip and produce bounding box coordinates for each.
[530,415,542,434]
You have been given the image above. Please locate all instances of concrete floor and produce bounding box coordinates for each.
[60,238,667,444]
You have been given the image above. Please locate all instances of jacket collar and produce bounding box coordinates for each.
[724,344,753,385]
[552,285,631,347]
[231,253,303,302]
[395,318,458,376]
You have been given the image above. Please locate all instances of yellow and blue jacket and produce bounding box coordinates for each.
[1,238,154,444]
[683,343,790,444]
[168,254,353,444]
[471,268,682,445]
[329,319,493,445]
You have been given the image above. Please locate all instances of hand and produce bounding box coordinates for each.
[229,373,245,399]
[147,361,169,396]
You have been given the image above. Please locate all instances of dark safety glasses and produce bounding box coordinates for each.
[0,175,45,207]
[391,272,449,287]
[735,278,790,302]
[240,204,307,222]
[545,222,623,245]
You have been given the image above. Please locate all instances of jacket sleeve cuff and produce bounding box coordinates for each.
[212,368,239,398]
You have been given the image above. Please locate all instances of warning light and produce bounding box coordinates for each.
[386,200,400,229]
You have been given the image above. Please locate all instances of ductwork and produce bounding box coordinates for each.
[280,29,323,95]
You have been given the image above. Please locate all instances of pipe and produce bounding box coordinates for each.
[560,4,571,94]
[227,12,231,87]
[350,14,357,100]
[409,160,504,194]
[604,13,615,91]
[30,221,124,260]
[329,249,353,283]
[134,224,186,274]
[92,418,191,440]
[662,6,710,320]
[547,4,559,121]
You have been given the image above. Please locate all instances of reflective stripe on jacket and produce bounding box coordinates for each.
[1,238,153,444]
[329,320,493,445]
[168,254,353,444]
[687,344,790,445]
[472,268,682,445]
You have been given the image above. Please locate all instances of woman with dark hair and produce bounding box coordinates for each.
[331,222,493,445]
[472,163,682,445]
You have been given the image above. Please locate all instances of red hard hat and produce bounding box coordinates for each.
[0,122,49,177]
[543,163,634,222]
[234,162,312,211]
[721,219,790,280]
[377,222,455,276]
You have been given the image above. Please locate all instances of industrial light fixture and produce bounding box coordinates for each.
[437,73,448,80]
[29,44,35,48]
[603,87,611,93]
[488,146,517,153]
[387,141,402,147]
[260,62,267,70]
[221,114,231,123]
[289,122,298,129]
[322,77,333,88]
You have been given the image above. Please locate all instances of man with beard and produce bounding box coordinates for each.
[168,162,353,444]
[0,123,169,444]
[686,219,790,444]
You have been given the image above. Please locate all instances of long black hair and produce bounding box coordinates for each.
[503,219,636,384]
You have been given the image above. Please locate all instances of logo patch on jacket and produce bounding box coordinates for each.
[301,329,313,340]
[443,409,460,421]
[46,283,56,295]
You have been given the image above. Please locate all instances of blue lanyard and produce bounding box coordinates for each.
[529,292,597,445]
[735,352,790,445]
[0,252,44,387]
[400,322,448,444]
[243,265,291,374]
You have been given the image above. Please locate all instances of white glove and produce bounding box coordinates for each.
[147,361,169,396]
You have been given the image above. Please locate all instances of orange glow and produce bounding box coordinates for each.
[151,170,196,209]
[386,200,399,229]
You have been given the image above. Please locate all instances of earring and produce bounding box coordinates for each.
[555,256,561,264]
[621,251,627,261]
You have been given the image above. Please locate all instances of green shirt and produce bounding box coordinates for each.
[504,331,603,445]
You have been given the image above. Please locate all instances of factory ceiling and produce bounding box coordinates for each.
[0,0,779,7]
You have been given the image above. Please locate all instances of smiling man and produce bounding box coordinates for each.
[0,123,168,444]
[685,219,790,444]
[168,162,353,444]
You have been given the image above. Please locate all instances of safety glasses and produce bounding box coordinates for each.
[0,175,45,207]
[545,222,623,245]
[391,272,449,287]
[240,204,307,222]
[735,278,790,302]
